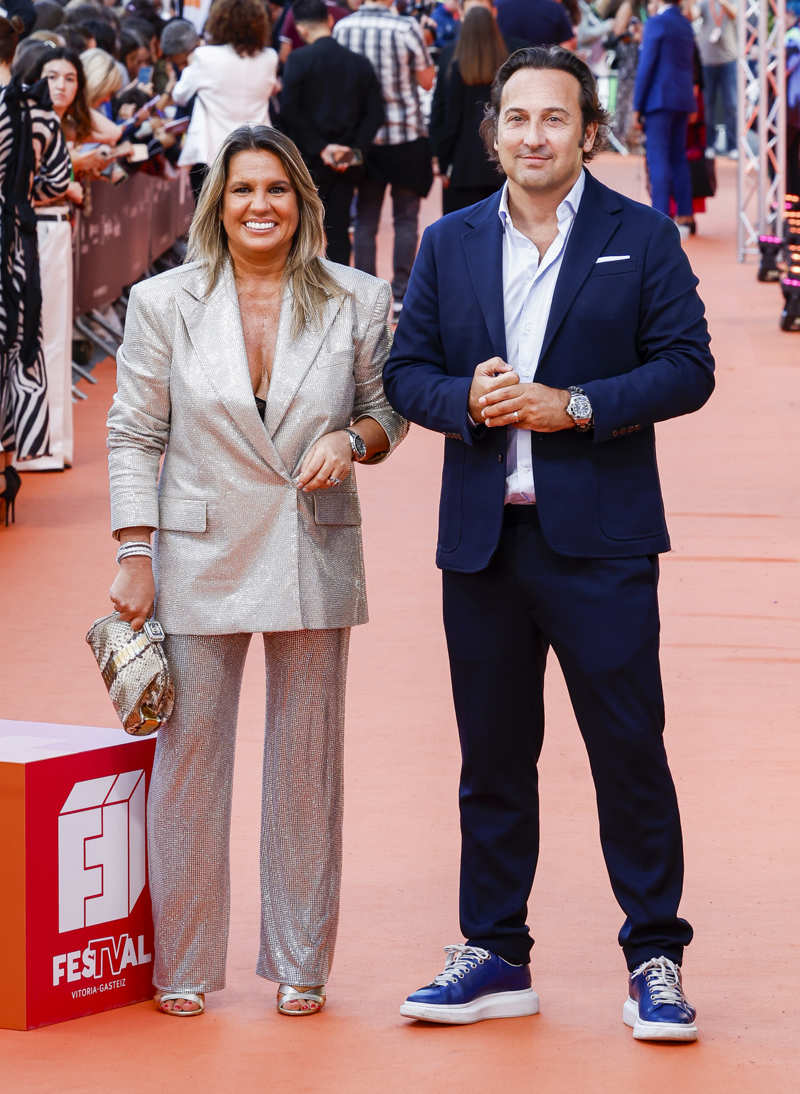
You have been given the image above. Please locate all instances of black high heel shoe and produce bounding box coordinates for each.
[1,466,21,525]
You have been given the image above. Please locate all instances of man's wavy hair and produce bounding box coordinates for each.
[480,46,609,166]
[188,125,346,336]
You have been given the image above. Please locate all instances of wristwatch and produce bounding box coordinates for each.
[565,386,593,431]
[345,428,367,461]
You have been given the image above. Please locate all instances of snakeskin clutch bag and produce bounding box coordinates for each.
[86,613,174,735]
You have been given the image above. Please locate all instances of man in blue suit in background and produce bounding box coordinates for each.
[633,0,696,231]
[383,46,714,1041]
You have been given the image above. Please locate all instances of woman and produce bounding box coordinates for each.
[106,125,407,1017]
[433,7,508,215]
[21,47,95,471]
[0,13,70,522]
[171,0,278,200]
[79,46,124,140]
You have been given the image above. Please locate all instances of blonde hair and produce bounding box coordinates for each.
[188,125,346,336]
[79,47,122,106]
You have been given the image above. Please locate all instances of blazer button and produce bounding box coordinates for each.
[497,453,504,463]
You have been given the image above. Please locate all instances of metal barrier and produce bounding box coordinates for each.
[70,169,194,398]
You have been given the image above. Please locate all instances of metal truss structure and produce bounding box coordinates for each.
[737,0,787,261]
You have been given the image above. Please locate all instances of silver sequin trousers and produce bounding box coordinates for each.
[147,628,350,993]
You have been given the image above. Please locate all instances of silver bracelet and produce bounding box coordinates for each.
[116,541,153,564]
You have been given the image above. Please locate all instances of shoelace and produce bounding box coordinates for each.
[432,945,491,986]
[632,956,687,1007]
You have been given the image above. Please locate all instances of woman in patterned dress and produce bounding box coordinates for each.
[0,12,71,522]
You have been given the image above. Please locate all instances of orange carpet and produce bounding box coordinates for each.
[1,153,798,1092]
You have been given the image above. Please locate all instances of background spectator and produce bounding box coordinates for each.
[694,0,737,158]
[171,0,278,199]
[495,0,576,50]
[634,0,695,235]
[432,5,507,214]
[25,47,90,470]
[279,0,384,265]
[278,0,349,64]
[1,3,70,521]
[32,0,64,32]
[333,0,435,318]
[431,0,460,52]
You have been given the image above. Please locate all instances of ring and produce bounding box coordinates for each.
[514,410,519,422]
[328,477,342,486]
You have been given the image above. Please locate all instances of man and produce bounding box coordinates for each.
[633,0,695,231]
[278,0,349,63]
[694,0,738,158]
[383,46,714,1041]
[495,0,576,49]
[333,0,435,318]
[279,0,384,265]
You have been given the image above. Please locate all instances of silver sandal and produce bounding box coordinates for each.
[156,991,205,1016]
[277,984,326,1016]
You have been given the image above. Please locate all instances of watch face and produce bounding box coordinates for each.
[350,431,367,458]
[569,394,592,421]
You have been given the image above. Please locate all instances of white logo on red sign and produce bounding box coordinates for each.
[57,771,146,934]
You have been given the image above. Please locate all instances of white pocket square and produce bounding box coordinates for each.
[596,254,632,263]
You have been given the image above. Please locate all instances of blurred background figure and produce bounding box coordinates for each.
[171,0,278,199]
[694,0,737,158]
[495,0,576,50]
[431,5,507,214]
[0,1,70,522]
[22,47,93,471]
[333,0,435,320]
[634,0,695,236]
[279,0,384,265]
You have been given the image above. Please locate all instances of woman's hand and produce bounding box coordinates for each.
[296,431,352,492]
[110,558,155,631]
[66,180,84,205]
[72,144,112,176]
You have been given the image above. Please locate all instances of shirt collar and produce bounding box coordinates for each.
[498,169,585,234]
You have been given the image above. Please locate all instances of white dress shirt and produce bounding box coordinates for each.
[499,170,585,504]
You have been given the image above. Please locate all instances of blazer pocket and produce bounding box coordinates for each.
[313,492,361,526]
[591,258,639,277]
[158,496,208,532]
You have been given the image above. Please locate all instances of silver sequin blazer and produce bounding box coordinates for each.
[107,259,408,634]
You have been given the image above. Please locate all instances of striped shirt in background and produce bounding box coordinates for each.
[333,4,432,145]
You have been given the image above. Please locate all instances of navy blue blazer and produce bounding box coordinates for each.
[633,6,696,115]
[382,171,715,571]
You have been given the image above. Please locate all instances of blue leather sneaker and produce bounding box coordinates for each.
[623,956,698,1042]
[400,944,539,1024]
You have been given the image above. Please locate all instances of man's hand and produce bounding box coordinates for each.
[468,357,519,423]
[320,144,352,171]
[479,381,573,432]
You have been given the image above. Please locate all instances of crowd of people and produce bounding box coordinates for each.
[0,0,795,1053]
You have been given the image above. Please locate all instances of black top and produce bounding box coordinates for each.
[429,32,528,172]
[278,36,385,160]
[496,0,574,46]
[431,61,502,189]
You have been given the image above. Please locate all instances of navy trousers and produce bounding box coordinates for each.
[644,109,693,218]
[443,507,693,971]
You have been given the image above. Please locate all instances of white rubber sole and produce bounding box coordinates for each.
[400,988,540,1025]
[623,997,698,1042]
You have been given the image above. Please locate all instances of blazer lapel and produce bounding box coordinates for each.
[538,171,623,367]
[461,194,508,360]
[177,263,291,480]
[264,288,343,437]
